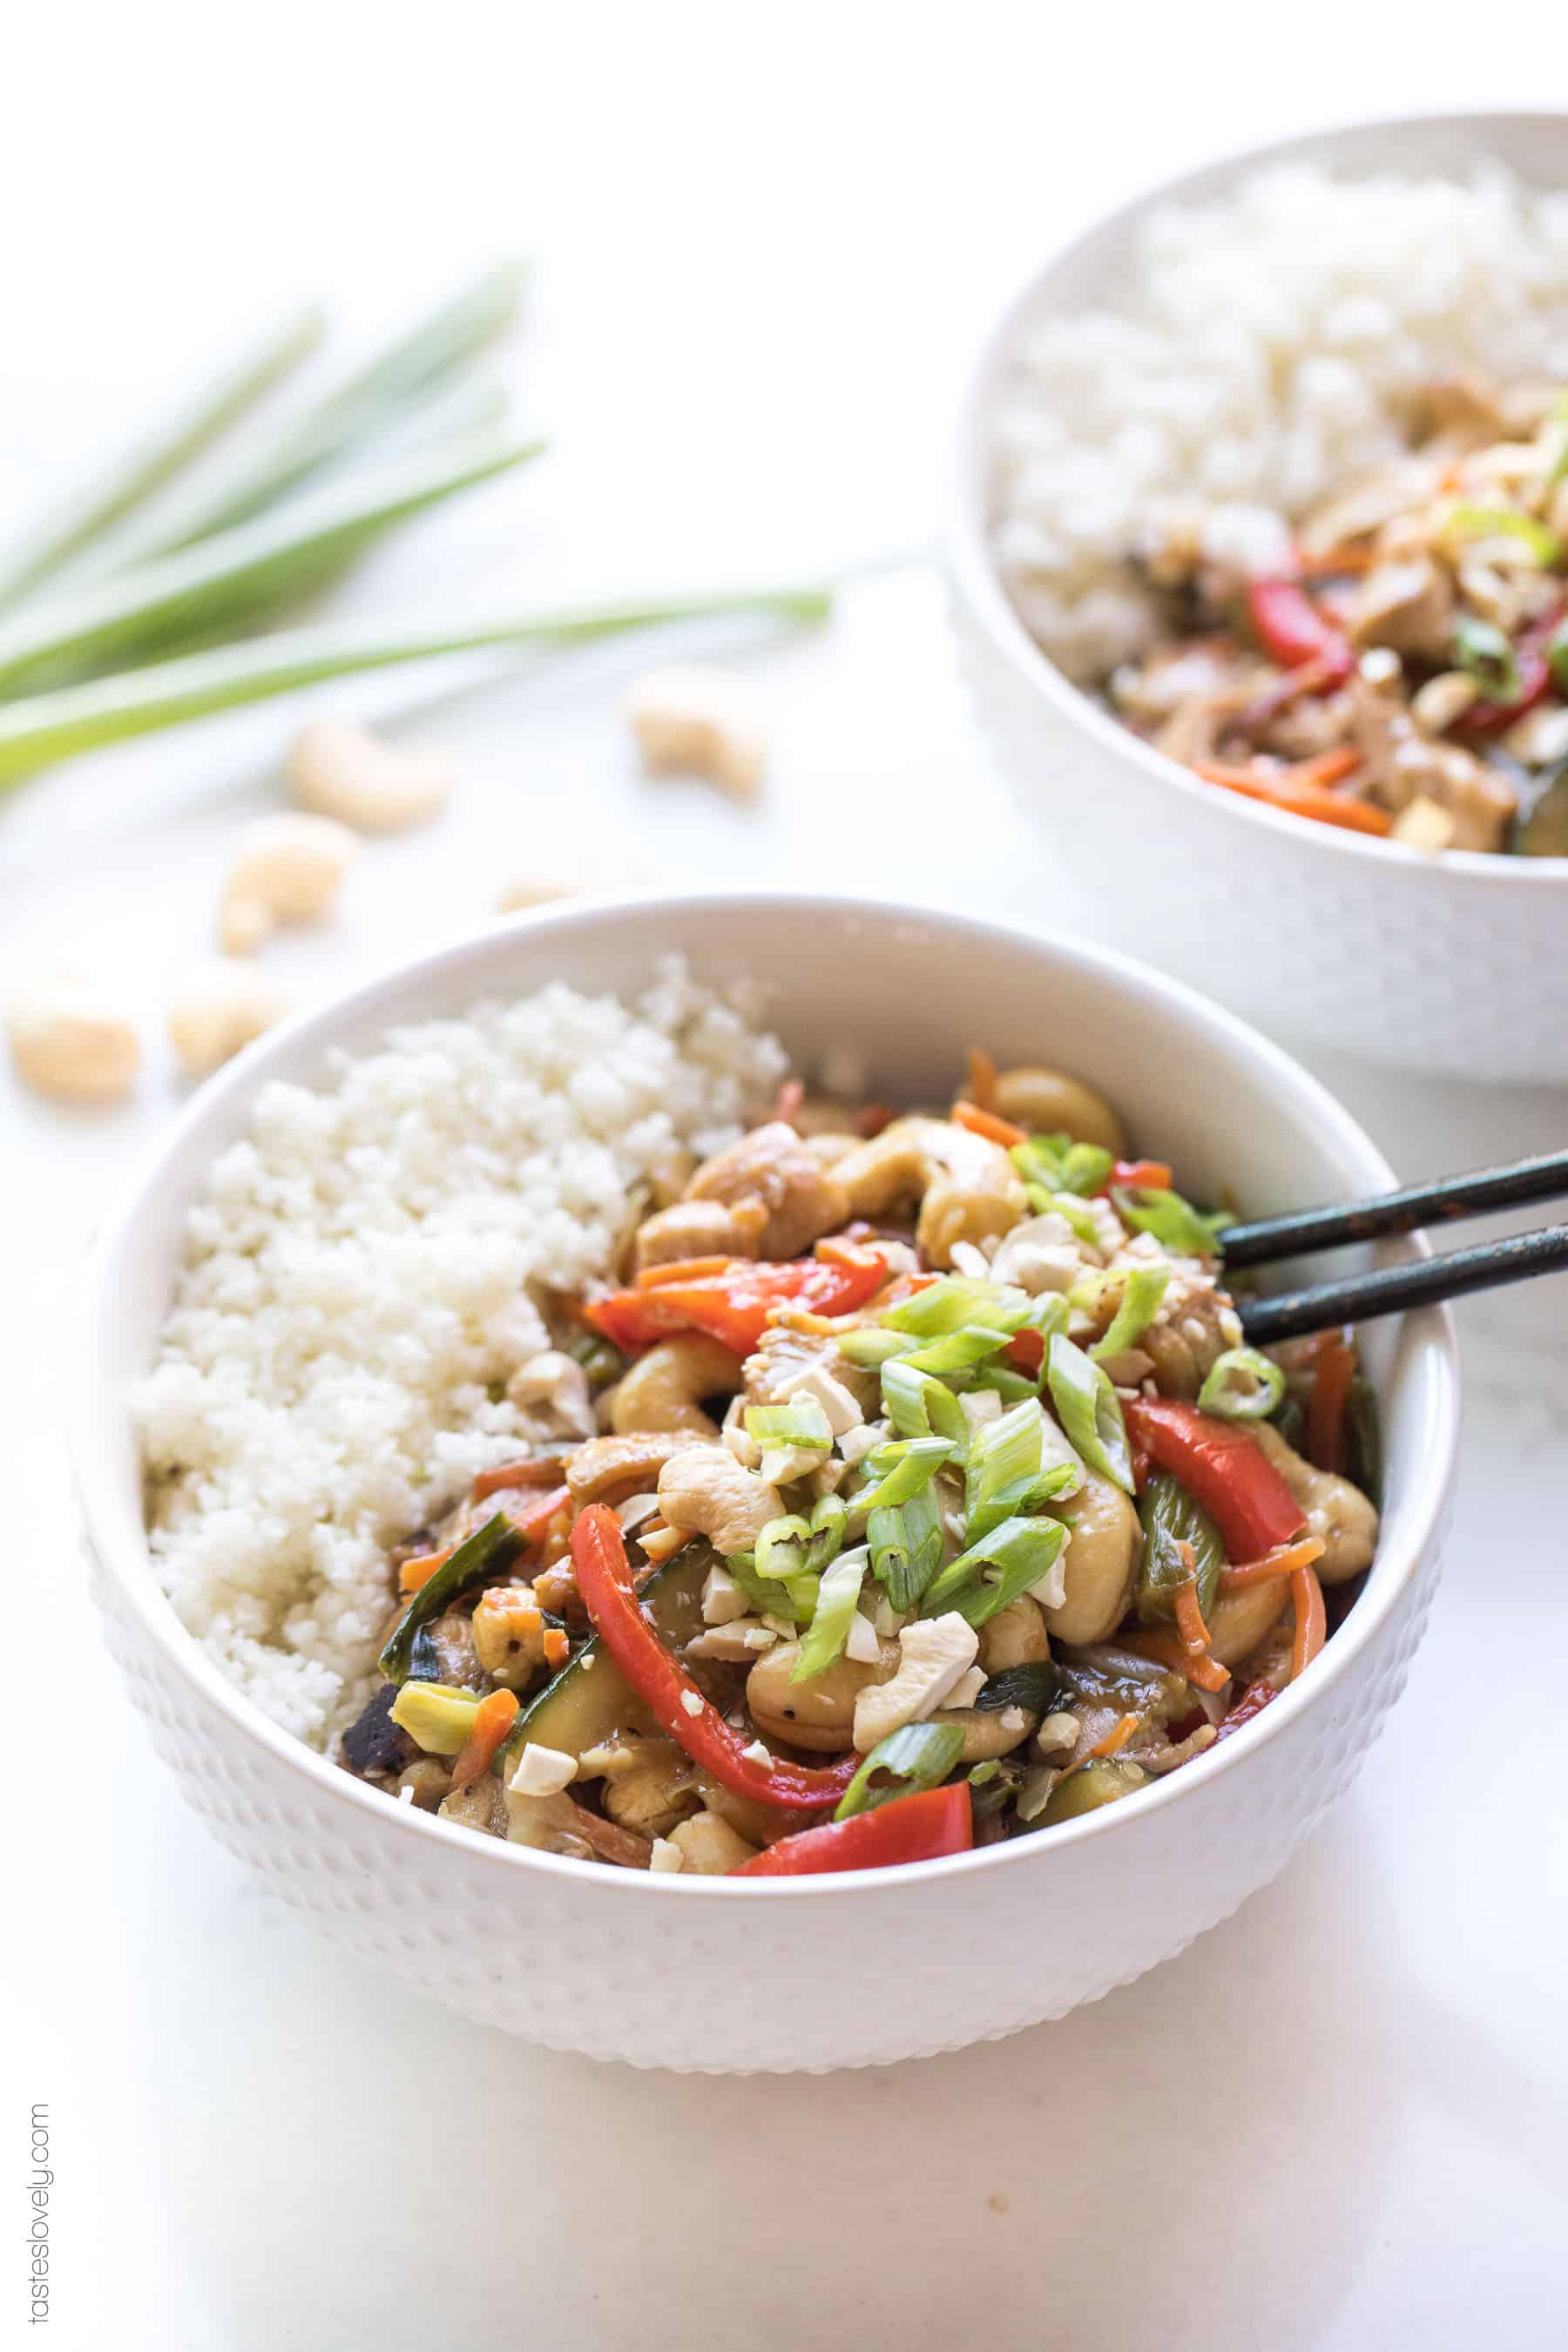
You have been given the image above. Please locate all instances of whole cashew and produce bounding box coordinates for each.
[833,1116,1028,1268]
[1206,1577,1290,1666]
[977,1596,1051,1675]
[1251,1422,1378,1583]
[655,1443,782,1553]
[1043,1473,1140,1645]
[288,720,455,834]
[992,1065,1126,1154]
[219,814,357,953]
[745,1639,898,1752]
[611,1335,746,1438]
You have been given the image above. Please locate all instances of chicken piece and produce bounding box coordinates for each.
[633,1196,767,1273]
[1347,556,1454,662]
[742,1325,873,1424]
[1296,456,1443,563]
[682,1120,850,1260]
[1136,1266,1243,1401]
[1420,370,1514,443]
[1152,683,1266,768]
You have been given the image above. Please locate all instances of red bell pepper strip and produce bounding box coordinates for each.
[1122,1397,1306,1560]
[731,1782,973,1875]
[1453,601,1564,740]
[585,1248,891,1355]
[1103,1159,1172,1193]
[1213,1678,1278,1741]
[1246,578,1354,686]
[571,1506,860,1813]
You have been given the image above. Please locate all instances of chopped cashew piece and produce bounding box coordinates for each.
[941,1666,987,1713]
[6,972,140,1104]
[627,665,767,798]
[506,1348,597,1439]
[685,1620,779,1661]
[648,1837,685,1873]
[287,720,454,834]
[167,957,293,1078]
[219,814,357,953]
[668,1811,760,1873]
[701,1565,749,1625]
[852,1612,980,1753]
[509,1742,578,1798]
[844,1610,882,1665]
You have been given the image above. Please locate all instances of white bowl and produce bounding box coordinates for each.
[74,894,1459,2071]
[946,111,1568,1083]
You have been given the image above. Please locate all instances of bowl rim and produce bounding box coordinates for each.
[944,103,1568,884]
[75,888,1462,1900]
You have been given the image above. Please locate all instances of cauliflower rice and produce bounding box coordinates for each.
[990,162,1568,682]
[135,961,785,1748]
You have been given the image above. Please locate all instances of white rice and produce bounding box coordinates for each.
[990,162,1568,681]
[134,959,786,1748]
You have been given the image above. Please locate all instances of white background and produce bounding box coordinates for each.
[3,9,1566,2349]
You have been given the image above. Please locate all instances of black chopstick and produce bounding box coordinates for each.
[1238,1222,1568,1345]
[1220,1149,1568,1270]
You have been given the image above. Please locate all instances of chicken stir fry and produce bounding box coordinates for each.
[340,1057,1381,1876]
[1110,373,1568,855]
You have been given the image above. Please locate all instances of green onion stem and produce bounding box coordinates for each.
[0,306,325,610]
[0,430,545,697]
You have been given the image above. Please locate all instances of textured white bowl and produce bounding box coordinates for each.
[75,895,1458,2071]
[946,110,1568,1082]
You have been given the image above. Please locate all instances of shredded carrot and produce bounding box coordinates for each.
[542,1625,571,1671]
[471,1455,568,1501]
[1194,755,1393,838]
[1123,1628,1230,1693]
[1217,1535,1325,1592]
[1308,1335,1355,1476]
[449,1687,520,1792]
[1291,747,1364,791]
[965,1047,998,1113]
[774,1077,804,1125]
[634,1255,733,1288]
[1058,1711,1141,1788]
[1290,1565,1327,1682]
[1173,1571,1213,1659]
[398,1544,454,1595]
[1295,543,1380,578]
[952,1099,1027,1149]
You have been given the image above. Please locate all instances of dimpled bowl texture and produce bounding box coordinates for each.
[946,111,1568,1082]
[75,895,1458,2072]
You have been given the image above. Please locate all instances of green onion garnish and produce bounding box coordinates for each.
[1548,616,1568,695]
[882,1359,970,1449]
[1024,1187,1104,1248]
[1445,504,1560,568]
[835,1326,915,1369]
[726,1545,817,1625]
[804,1493,849,1574]
[965,1397,1056,1544]
[1110,1183,1231,1259]
[1045,1333,1134,1493]
[1089,1263,1171,1363]
[899,1325,1016,1375]
[790,1547,868,1681]
[1196,1346,1286,1421]
[882,1277,1031,1339]
[1452,615,1524,705]
[868,1480,945,1612]
[920,1514,1068,1627]
[1010,1134,1114,1197]
[745,1399,833,1451]
[854,1436,954,1517]
[834,1721,966,1821]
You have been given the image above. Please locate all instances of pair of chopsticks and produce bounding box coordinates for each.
[1226,1149,1568,1345]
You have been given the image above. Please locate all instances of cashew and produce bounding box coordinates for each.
[977,1595,1051,1675]
[991,1066,1125,1154]
[668,1810,760,1874]
[506,1348,597,1440]
[566,1429,703,1507]
[287,719,454,834]
[166,956,293,1078]
[219,814,357,952]
[938,1702,1040,1763]
[496,875,580,913]
[599,1738,701,1838]
[853,1613,981,1751]
[684,1121,851,1259]
[833,1116,1028,1268]
[627,666,766,798]
[439,1774,509,1838]
[746,1639,898,1752]
[611,1335,745,1438]
[5,972,140,1104]
[655,1444,781,1553]
[1042,1473,1140,1645]
[1206,1577,1291,1666]
[633,1196,767,1272]
[1252,1423,1379,1583]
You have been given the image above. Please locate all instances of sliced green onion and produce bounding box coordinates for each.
[744,1399,833,1451]
[968,1759,1002,1785]
[920,1514,1068,1627]
[900,1325,1015,1375]
[855,1436,954,1517]
[950,1363,1042,1406]
[1020,1291,1072,1340]
[1089,1263,1171,1362]
[1136,1470,1224,1625]
[965,1398,1044,1544]
[868,1482,944,1612]
[1024,1186,1104,1248]
[1045,1333,1134,1493]
[1110,1184,1230,1260]
[834,1722,965,1821]
[757,1513,812,1581]
[882,1277,1031,1339]
[1452,614,1524,704]
[0,579,833,794]
[835,1326,914,1369]
[1445,504,1559,567]
[389,1680,483,1755]
[882,1359,969,1449]
[0,306,324,610]
[1547,615,1568,695]
[790,1547,868,1681]
[804,1492,848,1574]
[0,430,546,696]
[725,1548,816,1625]
[1011,1133,1114,1197]
[378,1512,523,1683]
[1196,1346,1286,1421]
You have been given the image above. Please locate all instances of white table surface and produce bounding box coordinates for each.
[5,14,1566,2349]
